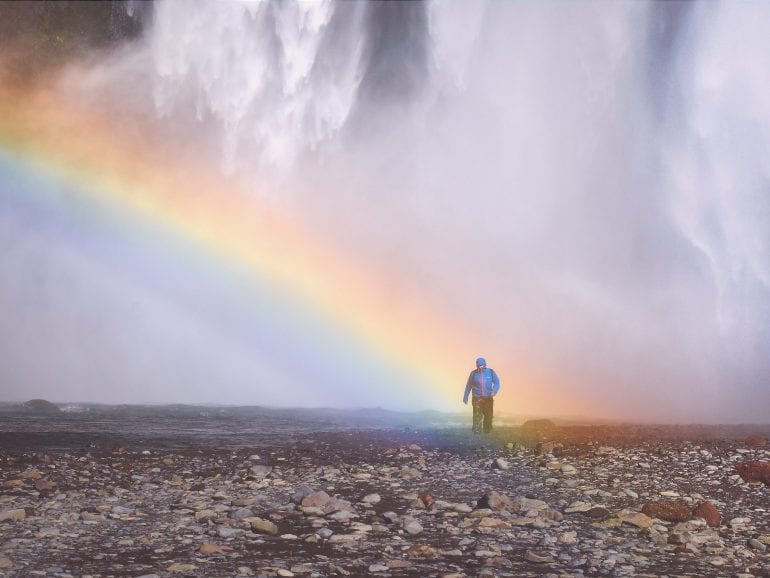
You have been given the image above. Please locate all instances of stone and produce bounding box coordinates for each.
[525,549,554,563]
[328,533,363,543]
[0,509,25,522]
[403,519,423,535]
[230,507,255,520]
[493,458,510,470]
[400,466,422,479]
[565,501,592,514]
[478,517,511,528]
[195,509,217,522]
[217,525,243,538]
[368,564,388,573]
[362,493,381,504]
[735,461,770,485]
[323,497,354,514]
[417,491,435,507]
[536,441,562,454]
[692,501,720,527]
[477,490,515,511]
[0,557,12,569]
[291,485,314,504]
[250,464,272,477]
[641,500,693,523]
[588,506,611,519]
[405,544,437,557]
[558,531,578,544]
[520,419,557,433]
[301,491,331,508]
[249,518,279,535]
[167,563,198,573]
[745,435,769,447]
[618,511,654,528]
[23,399,60,413]
[199,543,232,555]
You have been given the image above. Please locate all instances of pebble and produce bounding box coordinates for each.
[0,420,766,577]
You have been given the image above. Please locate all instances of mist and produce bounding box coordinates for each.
[1,1,769,422]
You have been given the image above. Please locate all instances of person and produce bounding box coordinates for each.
[463,357,500,434]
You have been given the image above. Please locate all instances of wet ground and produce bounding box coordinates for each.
[0,408,768,577]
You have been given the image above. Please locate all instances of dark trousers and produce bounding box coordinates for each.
[472,395,494,434]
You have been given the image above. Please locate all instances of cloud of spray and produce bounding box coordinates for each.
[1,1,769,421]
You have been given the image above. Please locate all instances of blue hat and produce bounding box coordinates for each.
[475,357,486,366]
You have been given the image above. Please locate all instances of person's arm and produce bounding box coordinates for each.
[491,369,500,396]
[463,371,474,404]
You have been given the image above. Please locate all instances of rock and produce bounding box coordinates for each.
[249,518,279,535]
[520,419,557,433]
[417,491,435,507]
[328,533,363,543]
[493,458,510,470]
[323,497,354,514]
[587,506,611,519]
[199,543,233,555]
[659,490,681,497]
[0,557,12,569]
[560,464,578,475]
[641,500,693,523]
[368,564,388,573]
[250,465,272,477]
[478,517,511,528]
[477,490,515,511]
[729,517,752,529]
[387,559,412,568]
[405,544,438,557]
[400,466,422,479]
[557,531,578,544]
[735,461,770,485]
[195,509,217,522]
[0,509,26,522]
[745,435,768,447]
[525,549,554,563]
[301,491,331,508]
[217,525,243,538]
[23,399,60,413]
[565,501,592,514]
[34,479,55,491]
[536,441,562,454]
[167,563,198,573]
[230,507,255,520]
[692,501,721,527]
[402,518,423,535]
[291,485,314,504]
[618,511,654,528]
[362,493,381,504]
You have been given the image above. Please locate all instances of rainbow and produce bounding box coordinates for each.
[0,70,495,411]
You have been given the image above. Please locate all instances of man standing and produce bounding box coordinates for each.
[463,357,500,434]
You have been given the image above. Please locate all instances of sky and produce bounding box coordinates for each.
[1,1,769,423]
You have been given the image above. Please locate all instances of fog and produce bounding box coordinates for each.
[1,1,769,422]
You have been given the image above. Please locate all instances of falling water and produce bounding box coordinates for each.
[1,1,769,421]
[141,0,770,421]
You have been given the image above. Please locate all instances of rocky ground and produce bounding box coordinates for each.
[0,420,769,577]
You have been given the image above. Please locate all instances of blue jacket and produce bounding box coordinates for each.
[463,367,500,403]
